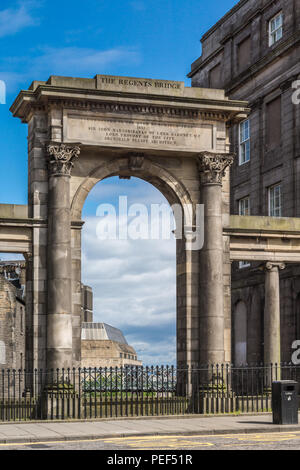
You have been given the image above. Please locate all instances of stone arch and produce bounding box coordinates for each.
[71,156,194,225]
[233,300,247,366]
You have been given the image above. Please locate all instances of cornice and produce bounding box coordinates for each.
[200,0,279,43]
[189,46,224,77]
[189,30,300,81]
[225,31,300,94]
[16,95,248,124]
[200,0,250,43]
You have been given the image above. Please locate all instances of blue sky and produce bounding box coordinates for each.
[0,0,239,364]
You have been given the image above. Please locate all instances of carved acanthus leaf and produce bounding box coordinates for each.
[47,143,80,176]
[198,152,235,185]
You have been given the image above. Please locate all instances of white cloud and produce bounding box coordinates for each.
[81,180,177,365]
[0,46,140,93]
[127,337,176,366]
[0,1,39,38]
[33,46,140,75]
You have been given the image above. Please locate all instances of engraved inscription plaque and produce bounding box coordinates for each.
[65,115,214,152]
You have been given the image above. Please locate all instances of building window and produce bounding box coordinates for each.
[269,12,283,46]
[268,183,282,217]
[239,120,250,165]
[239,196,250,216]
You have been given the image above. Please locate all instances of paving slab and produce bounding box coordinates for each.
[0,413,300,444]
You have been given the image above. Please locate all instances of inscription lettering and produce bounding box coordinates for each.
[67,117,214,151]
[100,77,181,90]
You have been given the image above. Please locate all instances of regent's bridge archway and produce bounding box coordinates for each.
[9,74,249,372]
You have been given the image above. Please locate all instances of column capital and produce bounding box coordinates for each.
[198,152,235,185]
[265,261,286,271]
[47,142,80,176]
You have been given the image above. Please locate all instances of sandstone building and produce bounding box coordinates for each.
[0,261,26,370]
[189,0,300,364]
[81,322,142,368]
[80,285,141,368]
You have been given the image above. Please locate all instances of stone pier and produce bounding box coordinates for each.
[198,152,234,366]
[47,143,80,371]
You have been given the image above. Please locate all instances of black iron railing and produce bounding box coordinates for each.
[0,364,299,421]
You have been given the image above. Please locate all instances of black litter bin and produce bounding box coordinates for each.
[272,380,299,424]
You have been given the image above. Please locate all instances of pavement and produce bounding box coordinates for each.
[0,413,300,445]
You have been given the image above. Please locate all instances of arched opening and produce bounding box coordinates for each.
[81,176,177,365]
[70,154,197,371]
[233,300,247,366]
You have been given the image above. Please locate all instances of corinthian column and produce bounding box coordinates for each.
[264,261,285,387]
[198,152,234,366]
[47,143,80,371]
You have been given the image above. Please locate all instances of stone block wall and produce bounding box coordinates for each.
[0,276,25,370]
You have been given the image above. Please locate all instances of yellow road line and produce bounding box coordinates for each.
[103,430,300,441]
[0,430,300,447]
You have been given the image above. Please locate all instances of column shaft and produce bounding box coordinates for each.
[47,174,73,370]
[198,152,234,367]
[46,143,80,371]
[199,183,224,364]
[264,262,284,385]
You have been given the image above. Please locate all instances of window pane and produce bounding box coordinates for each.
[240,144,245,163]
[269,13,283,45]
[269,184,281,217]
[245,141,250,161]
[239,197,250,216]
[240,124,244,142]
[239,120,250,164]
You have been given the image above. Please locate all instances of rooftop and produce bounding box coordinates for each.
[200,0,247,42]
[81,322,128,344]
